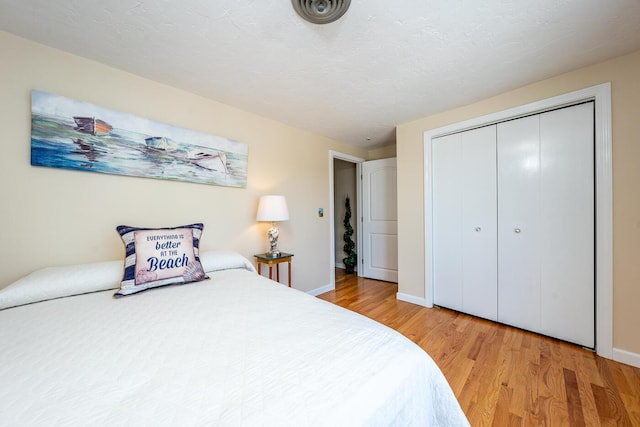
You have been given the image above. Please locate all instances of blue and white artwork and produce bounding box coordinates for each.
[30,90,249,188]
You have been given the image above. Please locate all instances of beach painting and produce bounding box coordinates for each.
[30,90,249,188]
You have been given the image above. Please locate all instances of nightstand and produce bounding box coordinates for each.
[254,252,294,287]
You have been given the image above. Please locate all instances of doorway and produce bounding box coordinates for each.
[329,151,399,290]
[333,159,358,271]
[329,151,363,290]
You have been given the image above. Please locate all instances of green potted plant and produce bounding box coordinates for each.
[343,196,357,274]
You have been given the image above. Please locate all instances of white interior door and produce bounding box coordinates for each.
[433,127,498,320]
[362,158,398,282]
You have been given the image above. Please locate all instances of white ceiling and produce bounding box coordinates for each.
[1,1,640,149]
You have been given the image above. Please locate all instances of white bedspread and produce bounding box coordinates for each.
[0,268,468,426]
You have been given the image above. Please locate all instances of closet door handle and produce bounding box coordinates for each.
[514,228,521,234]
[475,227,482,232]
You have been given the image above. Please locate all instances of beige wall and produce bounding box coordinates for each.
[368,144,397,160]
[0,32,369,292]
[397,49,640,355]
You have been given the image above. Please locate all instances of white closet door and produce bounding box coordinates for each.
[461,126,498,320]
[433,103,594,347]
[433,127,497,319]
[539,103,594,347]
[497,104,595,347]
[497,116,542,332]
[433,133,463,312]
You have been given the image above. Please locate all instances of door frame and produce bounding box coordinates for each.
[423,83,612,359]
[328,151,365,291]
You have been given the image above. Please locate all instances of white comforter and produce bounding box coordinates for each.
[0,266,467,426]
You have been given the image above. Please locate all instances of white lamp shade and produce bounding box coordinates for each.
[256,195,289,222]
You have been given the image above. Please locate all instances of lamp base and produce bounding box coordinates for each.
[267,249,281,258]
[267,223,280,257]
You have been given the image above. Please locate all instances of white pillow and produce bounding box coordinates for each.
[0,260,123,310]
[199,250,256,274]
[0,251,255,309]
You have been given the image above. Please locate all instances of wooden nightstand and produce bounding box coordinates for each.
[254,252,294,287]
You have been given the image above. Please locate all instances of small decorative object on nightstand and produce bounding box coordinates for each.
[254,252,294,287]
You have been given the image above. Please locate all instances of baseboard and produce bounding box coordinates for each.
[307,284,335,297]
[396,292,429,307]
[612,347,640,368]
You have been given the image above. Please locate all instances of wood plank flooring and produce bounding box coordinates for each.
[317,270,640,426]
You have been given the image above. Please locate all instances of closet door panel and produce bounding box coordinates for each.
[539,103,594,347]
[461,126,497,320]
[497,116,542,332]
[432,133,463,311]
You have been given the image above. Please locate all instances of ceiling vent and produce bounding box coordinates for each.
[292,0,351,24]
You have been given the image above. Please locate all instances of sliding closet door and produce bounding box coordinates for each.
[433,126,497,320]
[497,116,542,332]
[539,103,594,347]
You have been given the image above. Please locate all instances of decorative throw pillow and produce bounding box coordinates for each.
[115,223,209,297]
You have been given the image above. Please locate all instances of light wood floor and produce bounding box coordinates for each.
[318,270,640,426]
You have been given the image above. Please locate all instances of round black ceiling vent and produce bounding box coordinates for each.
[292,0,351,24]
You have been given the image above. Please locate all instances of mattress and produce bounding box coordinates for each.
[0,258,468,426]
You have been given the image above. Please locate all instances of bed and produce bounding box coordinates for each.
[0,250,468,426]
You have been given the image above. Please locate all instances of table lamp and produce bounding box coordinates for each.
[256,195,289,257]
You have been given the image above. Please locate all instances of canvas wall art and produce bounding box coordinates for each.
[30,90,249,188]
